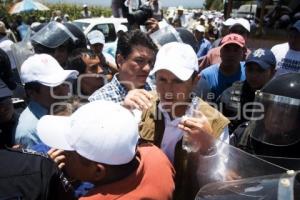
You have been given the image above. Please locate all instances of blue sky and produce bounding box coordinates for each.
[43,0,204,8]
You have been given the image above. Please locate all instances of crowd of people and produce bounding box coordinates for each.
[0,1,300,199]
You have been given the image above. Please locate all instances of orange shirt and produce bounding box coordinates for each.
[80,144,175,200]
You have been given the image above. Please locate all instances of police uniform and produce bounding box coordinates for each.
[0,148,75,200]
[0,112,18,148]
[231,73,300,171]
[218,80,255,133]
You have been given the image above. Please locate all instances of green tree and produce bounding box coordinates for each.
[204,0,224,11]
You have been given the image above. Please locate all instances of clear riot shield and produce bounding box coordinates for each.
[10,28,35,83]
[257,155,300,171]
[195,170,300,200]
[179,139,288,200]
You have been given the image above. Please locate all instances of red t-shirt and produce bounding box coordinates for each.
[80,144,175,200]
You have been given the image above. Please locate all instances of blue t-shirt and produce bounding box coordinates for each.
[196,38,212,59]
[195,63,246,101]
[14,101,48,149]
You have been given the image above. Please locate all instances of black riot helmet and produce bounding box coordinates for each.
[63,22,87,49]
[248,73,300,158]
[175,28,198,53]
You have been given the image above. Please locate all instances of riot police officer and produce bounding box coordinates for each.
[231,73,300,170]
[218,48,277,133]
[31,21,87,67]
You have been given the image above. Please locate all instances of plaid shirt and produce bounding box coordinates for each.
[88,74,153,103]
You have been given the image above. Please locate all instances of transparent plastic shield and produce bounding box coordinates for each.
[249,91,300,146]
[31,21,78,49]
[11,28,35,82]
[258,155,300,171]
[195,170,300,200]
[180,139,287,199]
[149,24,183,48]
[194,140,287,188]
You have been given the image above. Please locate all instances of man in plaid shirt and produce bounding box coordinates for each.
[88,30,157,104]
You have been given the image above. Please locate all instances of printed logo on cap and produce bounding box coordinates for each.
[253,48,265,58]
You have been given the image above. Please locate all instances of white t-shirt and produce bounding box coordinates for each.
[271,42,300,75]
[158,103,229,163]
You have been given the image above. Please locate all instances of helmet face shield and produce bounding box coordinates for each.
[31,21,78,49]
[149,25,183,48]
[249,91,300,146]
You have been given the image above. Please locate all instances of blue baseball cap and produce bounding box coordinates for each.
[0,78,12,102]
[245,48,276,70]
[290,20,300,32]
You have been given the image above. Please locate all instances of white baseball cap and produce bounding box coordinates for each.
[87,30,105,45]
[231,18,250,32]
[195,25,205,33]
[150,42,198,81]
[37,101,139,165]
[177,5,184,11]
[222,18,236,26]
[208,14,214,20]
[20,54,78,87]
[200,15,206,20]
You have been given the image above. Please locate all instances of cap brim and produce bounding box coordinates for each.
[37,115,73,151]
[40,70,78,87]
[89,38,105,45]
[150,66,193,81]
[195,28,205,33]
[231,23,250,32]
[245,60,270,70]
[223,20,236,26]
[221,41,244,48]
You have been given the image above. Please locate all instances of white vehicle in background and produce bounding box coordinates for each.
[73,17,128,55]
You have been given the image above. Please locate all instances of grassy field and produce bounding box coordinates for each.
[0,2,112,23]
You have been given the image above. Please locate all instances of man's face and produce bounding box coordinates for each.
[220,44,244,67]
[35,84,70,108]
[246,63,274,90]
[91,43,104,54]
[53,44,70,67]
[0,98,14,123]
[64,151,99,182]
[81,53,101,74]
[288,29,300,51]
[80,54,104,95]
[156,69,195,113]
[177,10,183,16]
[117,45,155,89]
[193,30,204,41]
[263,104,299,143]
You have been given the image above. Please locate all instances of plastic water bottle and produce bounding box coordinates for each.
[182,96,201,153]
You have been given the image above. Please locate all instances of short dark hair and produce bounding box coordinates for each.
[116,29,157,59]
[24,82,42,93]
[31,40,55,54]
